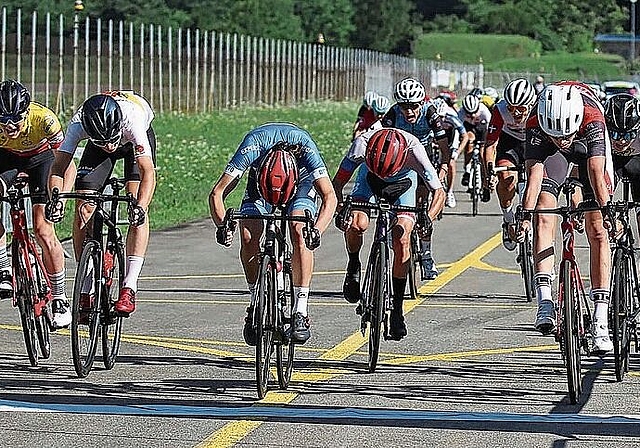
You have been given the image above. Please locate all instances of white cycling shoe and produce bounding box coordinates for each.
[591,321,614,354]
[535,300,556,335]
[52,299,72,329]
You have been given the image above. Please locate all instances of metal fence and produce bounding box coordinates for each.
[1,7,482,116]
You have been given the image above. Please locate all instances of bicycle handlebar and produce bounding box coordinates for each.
[341,195,424,214]
[50,187,138,207]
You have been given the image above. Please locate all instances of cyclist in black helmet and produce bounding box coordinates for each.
[47,91,156,318]
[0,79,75,328]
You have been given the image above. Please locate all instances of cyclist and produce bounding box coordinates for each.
[354,95,390,139]
[459,94,491,189]
[352,91,379,139]
[518,82,614,354]
[604,93,640,230]
[48,91,156,317]
[332,127,445,340]
[431,97,469,208]
[209,123,336,345]
[483,78,537,251]
[381,77,450,280]
[0,80,73,328]
[534,75,546,94]
[482,87,500,109]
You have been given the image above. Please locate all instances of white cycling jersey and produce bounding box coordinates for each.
[60,91,155,158]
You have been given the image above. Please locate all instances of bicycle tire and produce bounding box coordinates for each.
[31,251,51,360]
[471,162,480,217]
[71,240,102,378]
[12,240,38,367]
[102,242,125,370]
[611,248,632,382]
[562,261,582,404]
[276,264,295,389]
[255,254,275,399]
[367,242,385,373]
[407,232,420,300]
[520,230,535,303]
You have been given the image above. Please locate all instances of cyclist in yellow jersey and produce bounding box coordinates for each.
[0,80,74,328]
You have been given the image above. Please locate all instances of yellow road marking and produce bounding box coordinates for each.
[197,232,503,448]
[384,344,558,365]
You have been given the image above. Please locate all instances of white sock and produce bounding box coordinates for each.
[123,255,145,292]
[248,282,256,306]
[48,270,66,300]
[591,289,610,323]
[534,272,553,304]
[465,163,472,174]
[420,239,432,257]
[293,286,309,317]
[0,244,10,272]
[502,204,515,224]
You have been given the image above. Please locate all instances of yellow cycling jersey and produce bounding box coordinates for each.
[480,95,496,109]
[0,102,63,156]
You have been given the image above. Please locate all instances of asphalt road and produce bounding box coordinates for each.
[2,181,640,448]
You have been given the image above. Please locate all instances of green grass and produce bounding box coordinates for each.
[150,101,355,230]
[414,33,542,65]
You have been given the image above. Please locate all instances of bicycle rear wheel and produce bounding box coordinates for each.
[12,240,39,367]
[519,230,535,303]
[71,240,102,378]
[367,243,386,373]
[102,242,125,370]
[407,232,420,300]
[255,254,275,399]
[562,261,582,404]
[611,248,632,382]
[276,264,295,389]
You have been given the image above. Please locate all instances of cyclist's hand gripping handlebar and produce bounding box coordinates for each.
[303,209,321,251]
[216,208,237,247]
[334,197,353,232]
[45,187,65,223]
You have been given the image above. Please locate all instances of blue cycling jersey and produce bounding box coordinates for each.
[381,104,447,149]
[225,122,329,183]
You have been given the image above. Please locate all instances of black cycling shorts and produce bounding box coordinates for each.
[0,149,54,204]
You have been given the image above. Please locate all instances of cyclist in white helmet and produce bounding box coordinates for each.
[459,94,492,189]
[483,78,536,251]
[353,95,389,139]
[352,91,379,139]
[518,81,614,354]
[380,77,451,281]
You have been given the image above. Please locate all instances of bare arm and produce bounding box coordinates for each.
[208,172,239,227]
[587,156,611,207]
[522,159,544,211]
[48,151,74,194]
[136,156,156,211]
[312,176,337,233]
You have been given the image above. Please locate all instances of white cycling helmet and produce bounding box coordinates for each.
[537,84,584,137]
[371,95,390,115]
[504,78,536,107]
[363,91,378,108]
[484,86,499,101]
[430,97,448,117]
[462,94,480,114]
[393,77,425,103]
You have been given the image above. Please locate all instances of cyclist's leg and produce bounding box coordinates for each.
[495,138,522,250]
[343,166,372,303]
[0,166,19,297]
[461,126,475,186]
[389,214,414,340]
[578,162,613,353]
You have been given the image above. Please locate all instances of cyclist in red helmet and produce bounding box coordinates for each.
[333,127,445,340]
[210,123,336,346]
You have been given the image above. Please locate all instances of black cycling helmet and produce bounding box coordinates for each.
[604,93,640,134]
[80,94,123,144]
[0,79,31,118]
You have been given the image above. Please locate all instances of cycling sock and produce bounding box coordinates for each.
[419,239,432,255]
[48,270,66,299]
[591,289,610,322]
[464,163,472,174]
[533,272,553,304]
[123,255,145,292]
[502,205,515,224]
[0,245,10,273]
[293,286,309,317]
[392,277,407,306]
[347,252,360,273]
[248,283,256,306]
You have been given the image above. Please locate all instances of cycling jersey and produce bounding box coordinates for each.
[335,128,442,191]
[0,102,63,156]
[354,107,377,134]
[486,100,527,143]
[439,105,466,145]
[381,103,447,149]
[458,102,492,128]
[225,123,329,183]
[60,91,155,159]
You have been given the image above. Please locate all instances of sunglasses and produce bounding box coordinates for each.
[0,112,26,126]
[610,130,637,142]
[398,102,421,111]
[507,105,529,116]
[89,134,121,148]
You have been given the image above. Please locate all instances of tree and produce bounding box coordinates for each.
[294,1,355,46]
[352,0,417,54]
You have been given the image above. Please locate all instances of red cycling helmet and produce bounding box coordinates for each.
[365,129,408,179]
[258,145,299,207]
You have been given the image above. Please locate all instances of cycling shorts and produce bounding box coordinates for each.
[0,149,54,204]
[613,154,640,202]
[495,132,525,167]
[240,167,318,217]
[76,126,157,191]
[540,152,596,201]
[463,121,488,142]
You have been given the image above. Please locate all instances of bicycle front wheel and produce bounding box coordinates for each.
[367,243,386,373]
[562,261,582,404]
[31,250,51,360]
[407,232,421,300]
[611,248,632,381]
[71,240,102,378]
[102,242,125,370]
[519,230,535,303]
[471,162,480,216]
[12,240,39,367]
[276,265,295,389]
[255,254,275,399]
